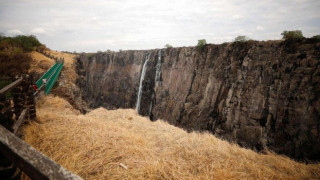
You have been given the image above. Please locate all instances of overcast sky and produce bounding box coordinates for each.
[0,0,319,52]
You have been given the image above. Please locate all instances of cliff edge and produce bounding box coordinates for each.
[77,39,320,161]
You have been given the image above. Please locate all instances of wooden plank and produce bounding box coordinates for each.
[0,78,23,96]
[0,125,83,180]
[12,109,28,134]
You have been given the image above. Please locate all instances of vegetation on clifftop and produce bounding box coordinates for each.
[0,35,42,77]
[0,34,41,52]
[281,30,304,40]
[234,36,250,42]
[165,44,173,48]
[196,39,206,51]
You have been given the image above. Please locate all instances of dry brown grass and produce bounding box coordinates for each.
[23,96,320,180]
[28,51,55,74]
[43,50,77,82]
[28,50,77,83]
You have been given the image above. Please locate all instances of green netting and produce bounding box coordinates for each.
[45,62,63,94]
[35,62,59,88]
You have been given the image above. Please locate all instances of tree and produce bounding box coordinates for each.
[105,49,113,53]
[281,30,304,40]
[196,39,206,51]
[0,35,41,52]
[165,44,173,48]
[311,35,320,40]
[234,36,249,42]
[0,33,4,41]
[15,35,41,51]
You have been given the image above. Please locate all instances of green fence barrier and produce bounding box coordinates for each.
[35,62,59,88]
[45,62,63,94]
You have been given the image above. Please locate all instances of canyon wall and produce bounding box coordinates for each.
[77,39,320,161]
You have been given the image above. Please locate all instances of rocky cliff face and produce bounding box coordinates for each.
[77,39,320,161]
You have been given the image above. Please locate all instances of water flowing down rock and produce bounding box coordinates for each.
[155,50,162,82]
[136,54,150,113]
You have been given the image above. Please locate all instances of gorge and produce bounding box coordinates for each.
[76,39,320,161]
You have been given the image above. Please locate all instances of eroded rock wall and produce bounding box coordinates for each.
[77,39,320,161]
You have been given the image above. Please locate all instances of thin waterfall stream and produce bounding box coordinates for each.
[136,54,150,113]
[155,50,162,82]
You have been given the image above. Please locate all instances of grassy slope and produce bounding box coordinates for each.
[23,95,320,180]
[28,51,55,74]
[42,50,77,83]
[28,50,77,82]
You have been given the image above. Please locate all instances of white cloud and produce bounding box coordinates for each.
[31,27,46,35]
[232,15,243,20]
[0,0,319,51]
[7,29,23,35]
[256,26,264,31]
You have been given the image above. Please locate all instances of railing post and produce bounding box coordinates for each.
[0,125,83,180]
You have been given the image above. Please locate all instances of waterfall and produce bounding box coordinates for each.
[148,50,162,118]
[155,50,162,82]
[136,54,150,113]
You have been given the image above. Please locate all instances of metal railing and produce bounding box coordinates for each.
[45,61,64,94]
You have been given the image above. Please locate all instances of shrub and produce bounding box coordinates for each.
[196,39,206,51]
[87,53,95,59]
[281,30,304,40]
[0,33,5,41]
[0,34,39,76]
[165,44,173,48]
[0,35,41,52]
[311,35,320,40]
[234,36,249,42]
[105,49,113,53]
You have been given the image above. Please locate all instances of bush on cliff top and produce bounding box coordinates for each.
[0,35,41,52]
[165,44,173,48]
[311,35,320,40]
[0,35,41,76]
[196,39,206,51]
[234,36,250,42]
[281,30,304,40]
